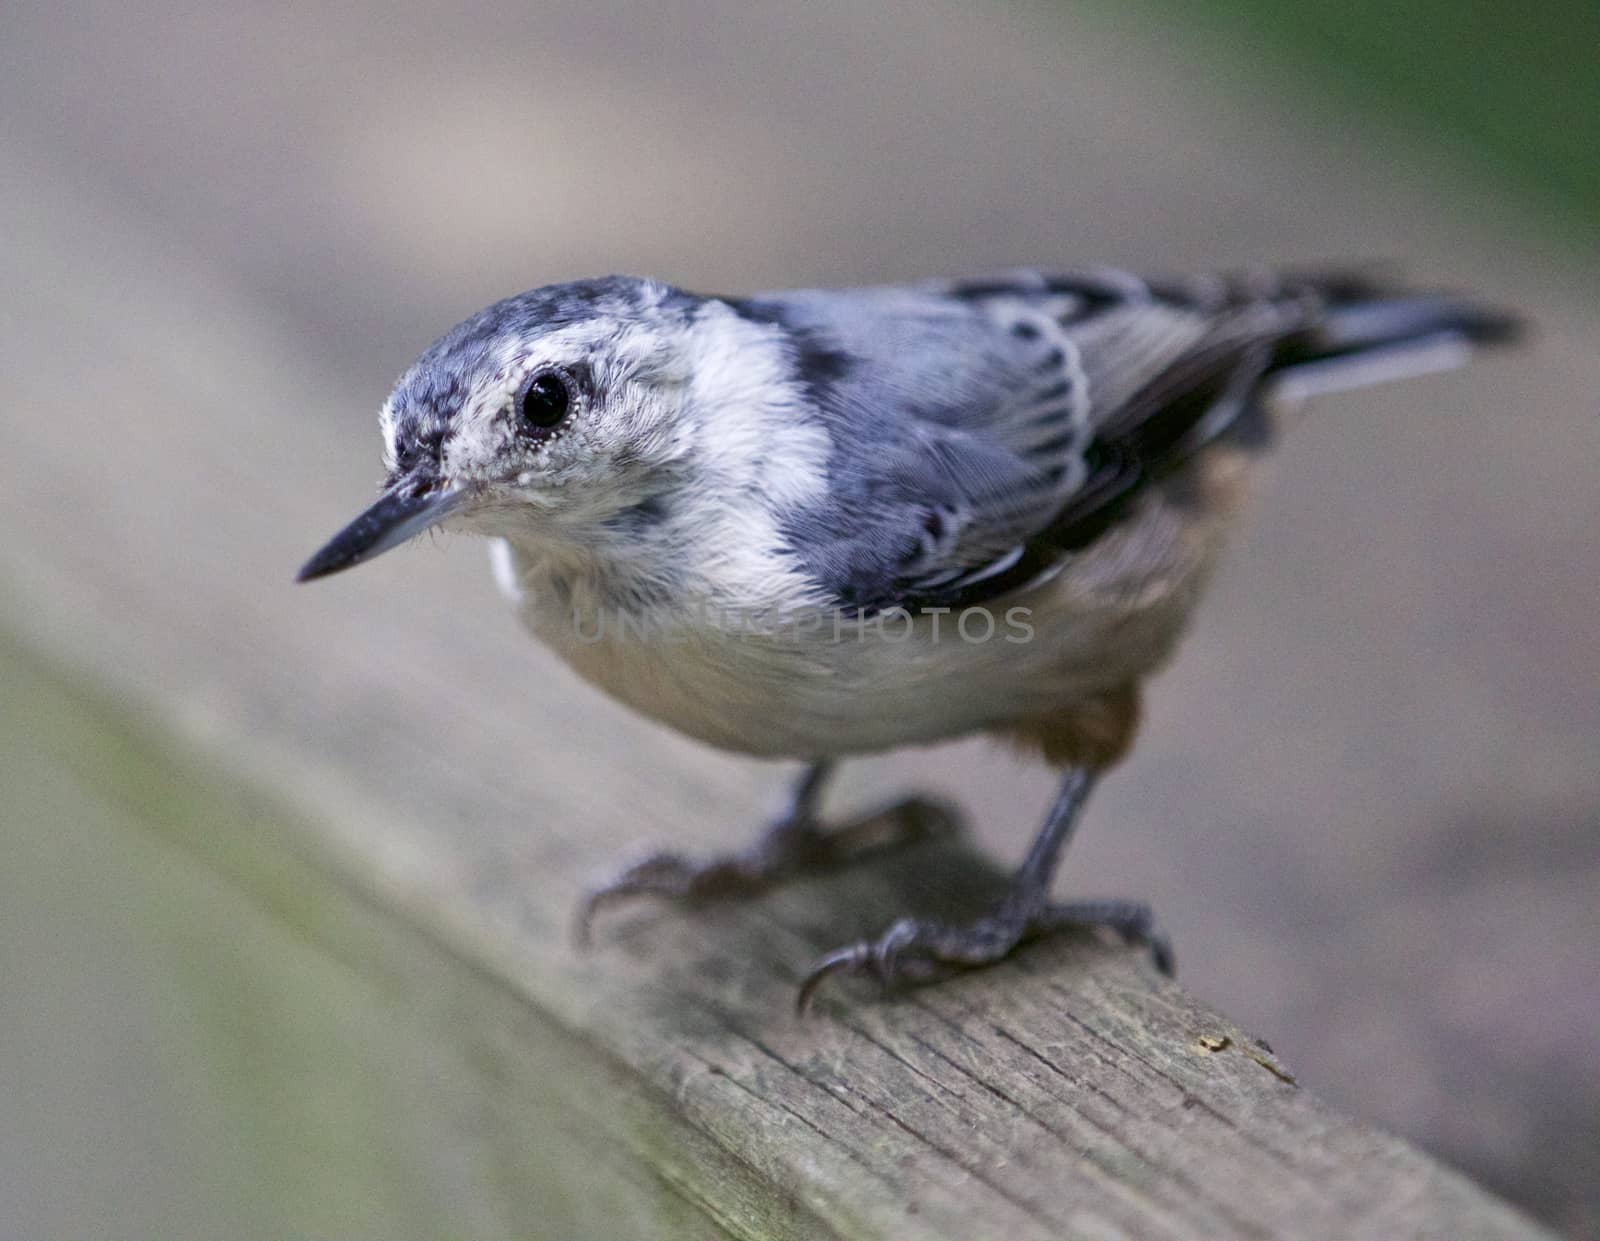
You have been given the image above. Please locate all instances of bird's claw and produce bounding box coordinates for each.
[795,917,935,1013]
[574,850,755,946]
[576,795,963,946]
[795,899,1174,1013]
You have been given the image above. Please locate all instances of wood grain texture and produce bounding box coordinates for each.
[5,632,1557,1241]
[0,143,1561,1241]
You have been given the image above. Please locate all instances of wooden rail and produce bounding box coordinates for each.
[0,146,1561,1240]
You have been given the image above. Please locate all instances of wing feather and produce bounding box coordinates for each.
[748,268,1328,610]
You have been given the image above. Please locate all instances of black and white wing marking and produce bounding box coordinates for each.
[747,265,1514,613]
[739,269,1302,611]
[735,276,1118,610]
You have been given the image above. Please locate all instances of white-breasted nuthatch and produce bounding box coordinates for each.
[299,266,1520,1008]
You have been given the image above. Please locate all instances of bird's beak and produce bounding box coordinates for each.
[296,484,466,582]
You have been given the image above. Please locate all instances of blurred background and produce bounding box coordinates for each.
[2,1,1596,1237]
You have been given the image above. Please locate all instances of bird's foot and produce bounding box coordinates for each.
[575,795,960,944]
[797,896,1173,1012]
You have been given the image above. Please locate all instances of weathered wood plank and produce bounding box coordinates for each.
[0,144,1561,1240]
[3,629,1558,1241]
[6,636,754,1241]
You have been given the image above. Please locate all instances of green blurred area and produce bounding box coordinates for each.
[1125,0,1600,240]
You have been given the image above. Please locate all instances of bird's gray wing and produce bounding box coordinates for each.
[735,268,1309,611]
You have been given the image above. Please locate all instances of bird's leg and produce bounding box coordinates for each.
[576,761,960,943]
[797,768,1172,1011]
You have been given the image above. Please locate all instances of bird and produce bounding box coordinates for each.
[297,265,1520,1010]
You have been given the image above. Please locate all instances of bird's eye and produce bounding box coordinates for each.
[518,371,571,432]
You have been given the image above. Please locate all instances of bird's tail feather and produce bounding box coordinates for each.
[1269,281,1523,403]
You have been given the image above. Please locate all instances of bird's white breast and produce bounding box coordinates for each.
[488,489,1219,760]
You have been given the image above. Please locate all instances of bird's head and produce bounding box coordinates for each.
[298,276,753,582]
